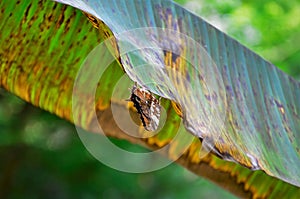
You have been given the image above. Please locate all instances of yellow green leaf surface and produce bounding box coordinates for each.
[56,0,300,187]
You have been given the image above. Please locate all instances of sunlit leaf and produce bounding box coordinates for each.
[55,0,300,187]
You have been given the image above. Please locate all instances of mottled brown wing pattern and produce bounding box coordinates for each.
[129,83,161,131]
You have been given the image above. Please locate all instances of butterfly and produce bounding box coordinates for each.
[129,83,161,131]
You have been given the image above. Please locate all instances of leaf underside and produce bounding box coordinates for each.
[55,0,300,187]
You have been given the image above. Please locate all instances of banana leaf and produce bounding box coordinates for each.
[55,0,300,186]
[0,0,299,198]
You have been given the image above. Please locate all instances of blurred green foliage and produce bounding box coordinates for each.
[0,89,235,198]
[1,0,299,198]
